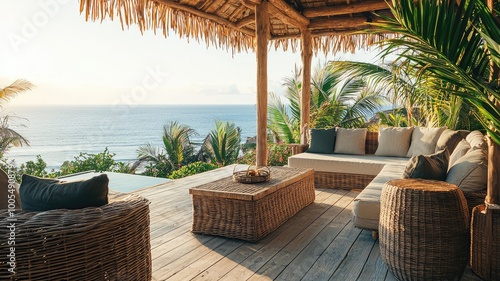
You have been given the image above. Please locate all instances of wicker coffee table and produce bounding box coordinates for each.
[189,166,315,242]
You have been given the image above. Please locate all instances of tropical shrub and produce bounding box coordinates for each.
[60,148,130,175]
[169,161,218,179]
[238,143,292,166]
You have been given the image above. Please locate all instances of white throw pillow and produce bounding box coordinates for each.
[406,126,446,157]
[448,139,471,169]
[446,148,487,192]
[334,128,367,155]
[375,127,414,157]
[466,130,487,150]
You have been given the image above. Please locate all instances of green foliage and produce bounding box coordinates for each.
[0,155,58,183]
[267,62,387,143]
[136,121,197,177]
[202,120,241,167]
[169,162,218,179]
[60,148,131,175]
[371,0,500,143]
[141,155,172,178]
[238,143,292,166]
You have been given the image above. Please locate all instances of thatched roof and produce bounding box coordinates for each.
[80,0,392,54]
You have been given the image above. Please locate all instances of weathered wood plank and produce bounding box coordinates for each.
[356,241,389,281]
[217,190,342,281]
[275,198,356,281]
[188,189,337,281]
[300,220,362,281]
[249,190,351,280]
[329,230,376,280]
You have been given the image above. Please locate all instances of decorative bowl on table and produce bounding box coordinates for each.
[232,165,271,183]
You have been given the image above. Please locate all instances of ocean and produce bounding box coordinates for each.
[3,105,257,170]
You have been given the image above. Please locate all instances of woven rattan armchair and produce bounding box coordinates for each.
[0,192,151,280]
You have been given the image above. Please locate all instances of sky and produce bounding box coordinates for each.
[0,0,380,106]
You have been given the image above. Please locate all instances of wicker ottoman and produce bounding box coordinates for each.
[189,167,315,242]
[379,179,469,281]
[470,204,500,280]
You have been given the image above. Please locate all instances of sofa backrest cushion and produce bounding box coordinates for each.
[466,130,487,150]
[20,174,109,211]
[334,128,367,155]
[406,126,446,157]
[446,147,487,192]
[375,127,414,157]
[402,148,450,181]
[435,129,465,153]
[307,128,336,154]
[448,139,471,168]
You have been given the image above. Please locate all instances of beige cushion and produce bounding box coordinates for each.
[446,148,488,192]
[0,169,20,209]
[406,126,446,157]
[466,130,487,150]
[334,128,367,155]
[448,139,471,168]
[352,162,408,230]
[288,152,408,175]
[375,127,414,157]
[435,129,464,153]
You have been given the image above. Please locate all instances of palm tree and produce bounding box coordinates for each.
[370,0,499,141]
[136,121,197,176]
[327,59,483,130]
[202,120,241,167]
[267,62,387,143]
[0,80,33,154]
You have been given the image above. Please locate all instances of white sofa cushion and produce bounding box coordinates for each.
[352,162,408,230]
[288,153,408,176]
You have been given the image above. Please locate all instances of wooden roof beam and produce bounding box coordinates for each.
[309,16,371,29]
[268,0,310,28]
[153,0,255,36]
[236,14,255,28]
[303,0,389,18]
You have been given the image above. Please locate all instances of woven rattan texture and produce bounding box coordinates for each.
[314,171,375,189]
[0,193,151,280]
[470,205,500,280]
[379,179,469,281]
[190,166,312,200]
[191,168,315,242]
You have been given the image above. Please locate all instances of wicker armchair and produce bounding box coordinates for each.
[0,192,151,280]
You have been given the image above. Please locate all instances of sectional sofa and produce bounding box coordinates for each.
[288,127,488,231]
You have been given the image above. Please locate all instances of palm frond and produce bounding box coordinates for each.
[0,80,34,105]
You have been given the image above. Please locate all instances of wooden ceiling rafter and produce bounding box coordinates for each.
[302,0,388,17]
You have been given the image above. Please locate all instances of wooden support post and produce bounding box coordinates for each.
[487,136,500,205]
[300,29,312,145]
[486,0,500,206]
[255,2,269,166]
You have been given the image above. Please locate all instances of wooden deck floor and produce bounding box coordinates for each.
[134,165,482,281]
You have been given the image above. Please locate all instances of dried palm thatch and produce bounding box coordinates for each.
[79,0,392,54]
